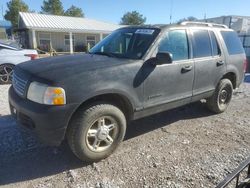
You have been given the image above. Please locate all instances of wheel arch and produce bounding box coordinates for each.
[0,63,16,68]
[78,93,134,120]
[66,92,135,134]
[0,63,15,65]
[221,72,237,89]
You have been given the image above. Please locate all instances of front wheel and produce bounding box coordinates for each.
[67,102,126,162]
[206,78,233,113]
[0,64,14,85]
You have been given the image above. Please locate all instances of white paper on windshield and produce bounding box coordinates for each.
[135,29,155,35]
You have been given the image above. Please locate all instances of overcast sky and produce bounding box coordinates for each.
[0,0,249,24]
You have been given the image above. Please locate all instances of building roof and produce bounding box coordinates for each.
[18,12,122,33]
[212,15,250,19]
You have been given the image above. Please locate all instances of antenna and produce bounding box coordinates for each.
[204,13,207,22]
[170,0,173,24]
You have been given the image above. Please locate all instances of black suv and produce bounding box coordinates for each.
[9,22,246,162]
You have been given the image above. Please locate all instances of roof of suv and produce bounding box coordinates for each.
[123,22,231,31]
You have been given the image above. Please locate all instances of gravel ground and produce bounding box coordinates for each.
[0,81,250,188]
[0,85,10,117]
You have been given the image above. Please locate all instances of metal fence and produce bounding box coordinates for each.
[216,156,250,188]
[239,35,250,73]
[239,35,250,49]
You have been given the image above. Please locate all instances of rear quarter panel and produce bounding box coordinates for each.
[226,54,245,87]
[217,29,246,87]
[0,49,31,65]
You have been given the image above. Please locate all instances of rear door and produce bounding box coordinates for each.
[191,29,226,101]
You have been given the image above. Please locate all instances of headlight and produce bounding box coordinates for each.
[27,82,66,105]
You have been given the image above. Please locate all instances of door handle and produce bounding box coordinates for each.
[217,61,225,66]
[181,65,193,73]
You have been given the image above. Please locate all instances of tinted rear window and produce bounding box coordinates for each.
[221,31,244,55]
[192,30,212,58]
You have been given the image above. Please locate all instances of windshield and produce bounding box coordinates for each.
[90,28,160,59]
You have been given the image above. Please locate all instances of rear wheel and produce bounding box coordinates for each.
[0,64,14,85]
[67,102,126,162]
[206,78,233,113]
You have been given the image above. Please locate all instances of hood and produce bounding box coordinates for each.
[17,53,127,83]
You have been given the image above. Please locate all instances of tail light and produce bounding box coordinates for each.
[25,54,38,60]
[243,59,248,73]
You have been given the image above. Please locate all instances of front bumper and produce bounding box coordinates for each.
[8,86,77,146]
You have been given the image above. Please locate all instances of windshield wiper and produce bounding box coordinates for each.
[90,51,117,58]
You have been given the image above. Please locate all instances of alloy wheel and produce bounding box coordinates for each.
[86,116,118,152]
[0,65,14,84]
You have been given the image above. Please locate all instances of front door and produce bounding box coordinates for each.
[143,29,194,111]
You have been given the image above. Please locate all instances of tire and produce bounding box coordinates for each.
[67,102,126,162]
[0,64,15,85]
[206,78,233,113]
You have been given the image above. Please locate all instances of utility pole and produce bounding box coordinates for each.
[1,5,3,20]
[204,13,207,22]
[169,0,173,24]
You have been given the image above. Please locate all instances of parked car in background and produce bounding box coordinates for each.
[0,42,38,84]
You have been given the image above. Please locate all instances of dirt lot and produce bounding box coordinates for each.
[0,81,250,188]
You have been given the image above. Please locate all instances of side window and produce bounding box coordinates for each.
[39,33,51,51]
[158,30,189,61]
[221,31,244,55]
[210,31,221,56]
[64,34,75,46]
[192,30,212,58]
[86,36,96,49]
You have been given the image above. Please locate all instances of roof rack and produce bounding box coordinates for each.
[180,21,228,28]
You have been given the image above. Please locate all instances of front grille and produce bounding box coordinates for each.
[12,72,28,97]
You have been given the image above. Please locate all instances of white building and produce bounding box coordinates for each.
[205,15,250,64]
[205,15,250,34]
[18,12,122,53]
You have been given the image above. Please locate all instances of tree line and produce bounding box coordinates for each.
[4,0,85,28]
[4,0,198,29]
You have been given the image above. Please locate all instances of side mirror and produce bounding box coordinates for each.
[154,52,173,65]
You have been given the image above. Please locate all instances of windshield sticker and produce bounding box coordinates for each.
[135,29,155,35]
